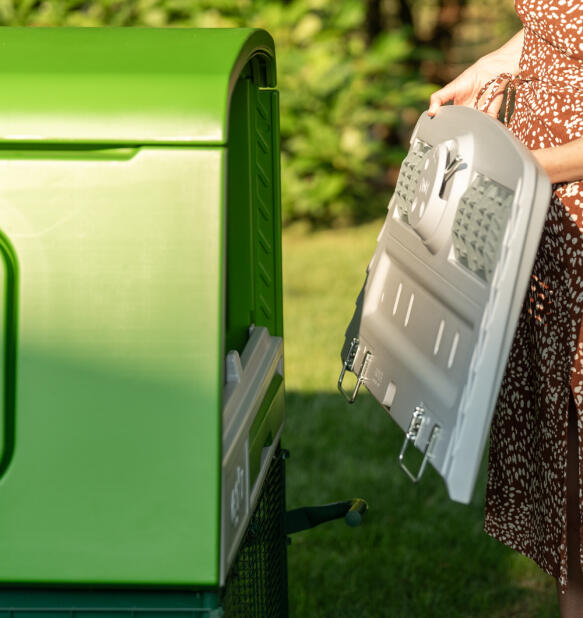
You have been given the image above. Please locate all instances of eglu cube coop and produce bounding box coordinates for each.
[0,27,287,617]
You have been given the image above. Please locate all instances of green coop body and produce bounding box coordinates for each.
[0,27,284,589]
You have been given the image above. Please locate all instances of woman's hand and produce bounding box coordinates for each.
[428,29,524,118]
[428,62,508,118]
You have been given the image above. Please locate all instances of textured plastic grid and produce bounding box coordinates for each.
[394,139,432,221]
[222,447,288,618]
[452,172,514,281]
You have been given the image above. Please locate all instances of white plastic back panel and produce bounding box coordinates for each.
[339,106,551,503]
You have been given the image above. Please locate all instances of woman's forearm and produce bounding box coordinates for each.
[533,138,583,183]
[481,29,524,75]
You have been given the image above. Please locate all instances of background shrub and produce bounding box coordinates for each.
[0,0,519,224]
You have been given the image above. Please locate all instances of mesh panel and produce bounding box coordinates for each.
[452,172,514,281]
[394,139,432,221]
[223,448,288,618]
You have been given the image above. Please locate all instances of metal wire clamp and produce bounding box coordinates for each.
[338,338,372,404]
[399,406,440,483]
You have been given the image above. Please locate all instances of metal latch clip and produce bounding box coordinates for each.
[338,338,372,404]
[399,406,440,483]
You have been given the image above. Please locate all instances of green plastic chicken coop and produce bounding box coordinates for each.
[0,27,286,617]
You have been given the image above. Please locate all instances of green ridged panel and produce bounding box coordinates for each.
[225,65,282,354]
[254,89,283,339]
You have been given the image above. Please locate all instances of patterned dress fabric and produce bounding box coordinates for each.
[484,0,583,590]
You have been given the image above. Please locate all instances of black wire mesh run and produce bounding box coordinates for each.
[223,447,288,618]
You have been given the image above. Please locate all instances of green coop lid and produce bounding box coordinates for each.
[0,27,275,145]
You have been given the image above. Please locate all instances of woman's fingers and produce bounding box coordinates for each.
[427,75,476,116]
[429,66,512,120]
[475,79,509,119]
[481,89,505,119]
[428,85,456,117]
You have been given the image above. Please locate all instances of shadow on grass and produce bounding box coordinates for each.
[283,391,557,618]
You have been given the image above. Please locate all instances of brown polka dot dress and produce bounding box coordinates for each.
[483,0,583,590]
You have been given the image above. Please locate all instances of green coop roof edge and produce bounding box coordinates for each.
[0,27,276,146]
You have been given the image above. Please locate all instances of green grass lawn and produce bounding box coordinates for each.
[281,221,557,617]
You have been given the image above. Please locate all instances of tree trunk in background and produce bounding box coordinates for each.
[368,0,467,79]
[433,0,469,66]
[365,0,384,44]
[403,0,469,84]
[398,0,414,35]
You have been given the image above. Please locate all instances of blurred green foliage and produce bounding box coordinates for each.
[275,4,434,224]
[0,0,517,224]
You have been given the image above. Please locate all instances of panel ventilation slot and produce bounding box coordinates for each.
[448,332,460,369]
[394,139,432,222]
[404,293,414,327]
[392,282,403,316]
[433,320,445,355]
[452,173,514,282]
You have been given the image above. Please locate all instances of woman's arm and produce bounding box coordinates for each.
[428,29,524,118]
[533,139,583,183]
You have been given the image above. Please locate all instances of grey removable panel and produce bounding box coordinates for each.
[339,106,551,504]
[221,326,284,585]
